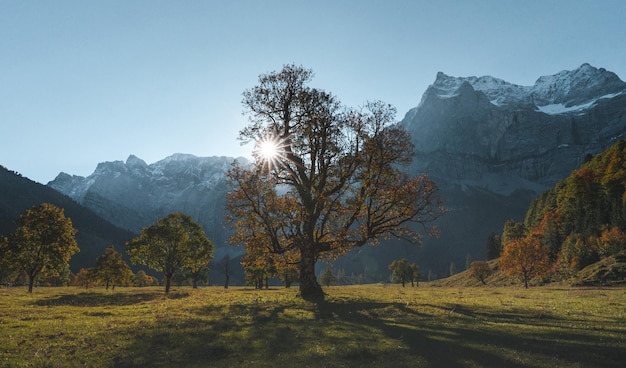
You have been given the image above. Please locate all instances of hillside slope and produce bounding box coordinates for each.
[1,165,135,270]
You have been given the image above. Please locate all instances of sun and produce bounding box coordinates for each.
[254,135,286,173]
[259,139,279,160]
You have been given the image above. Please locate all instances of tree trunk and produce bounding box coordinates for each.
[523,270,530,289]
[27,273,35,294]
[224,260,230,289]
[298,246,324,302]
[165,274,172,294]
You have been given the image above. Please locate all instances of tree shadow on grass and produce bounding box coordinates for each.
[31,290,167,307]
[110,297,625,368]
[315,298,626,368]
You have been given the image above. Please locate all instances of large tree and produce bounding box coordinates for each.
[126,213,214,293]
[4,203,79,293]
[227,64,444,301]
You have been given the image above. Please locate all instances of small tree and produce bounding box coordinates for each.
[93,246,133,290]
[73,268,95,288]
[500,237,550,288]
[242,251,277,289]
[389,258,416,287]
[217,255,231,289]
[319,267,336,287]
[133,270,153,287]
[467,261,492,285]
[4,203,79,293]
[449,262,457,276]
[190,265,210,288]
[410,263,420,287]
[126,213,215,293]
[278,264,299,288]
[486,232,502,260]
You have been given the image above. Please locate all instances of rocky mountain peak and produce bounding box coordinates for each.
[531,63,625,107]
[422,64,626,112]
[47,154,242,239]
[126,154,147,168]
[402,64,626,192]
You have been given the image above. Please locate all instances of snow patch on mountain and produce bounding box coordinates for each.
[535,91,625,115]
[427,63,626,113]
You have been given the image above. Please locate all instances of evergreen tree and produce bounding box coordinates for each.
[486,232,501,260]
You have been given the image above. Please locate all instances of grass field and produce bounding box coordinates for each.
[1,284,624,367]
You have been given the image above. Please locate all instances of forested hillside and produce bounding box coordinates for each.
[511,140,626,281]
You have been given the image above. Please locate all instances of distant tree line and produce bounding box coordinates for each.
[1,205,216,293]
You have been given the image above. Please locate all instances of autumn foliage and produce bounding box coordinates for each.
[227,65,444,301]
[500,237,550,288]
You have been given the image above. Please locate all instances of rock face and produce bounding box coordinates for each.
[403,63,626,193]
[48,154,246,258]
[393,63,626,277]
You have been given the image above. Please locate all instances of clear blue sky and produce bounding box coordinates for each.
[2,0,625,183]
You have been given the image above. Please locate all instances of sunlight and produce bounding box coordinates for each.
[259,139,279,160]
[254,134,287,173]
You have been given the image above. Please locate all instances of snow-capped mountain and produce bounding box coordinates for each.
[403,63,626,191]
[393,63,626,275]
[46,63,626,280]
[48,154,247,253]
[410,63,625,113]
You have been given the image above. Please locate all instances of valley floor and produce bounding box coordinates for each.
[1,284,624,367]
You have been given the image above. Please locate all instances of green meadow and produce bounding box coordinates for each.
[1,285,624,368]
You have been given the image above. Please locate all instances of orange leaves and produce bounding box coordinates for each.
[500,236,550,288]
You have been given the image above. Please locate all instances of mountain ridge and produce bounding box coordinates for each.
[43,63,626,280]
[392,63,626,277]
[48,154,248,263]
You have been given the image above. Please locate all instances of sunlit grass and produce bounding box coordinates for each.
[1,285,624,367]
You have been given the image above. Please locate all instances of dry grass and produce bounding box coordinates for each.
[1,285,624,367]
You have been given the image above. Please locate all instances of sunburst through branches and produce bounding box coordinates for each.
[253,134,287,173]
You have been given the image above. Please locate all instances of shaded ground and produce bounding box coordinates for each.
[1,286,624,367]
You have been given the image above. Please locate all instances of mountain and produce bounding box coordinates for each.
[394,63,626,277]
[48,154,247,262]
[0,165,135,271]
[44,64,626,282]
